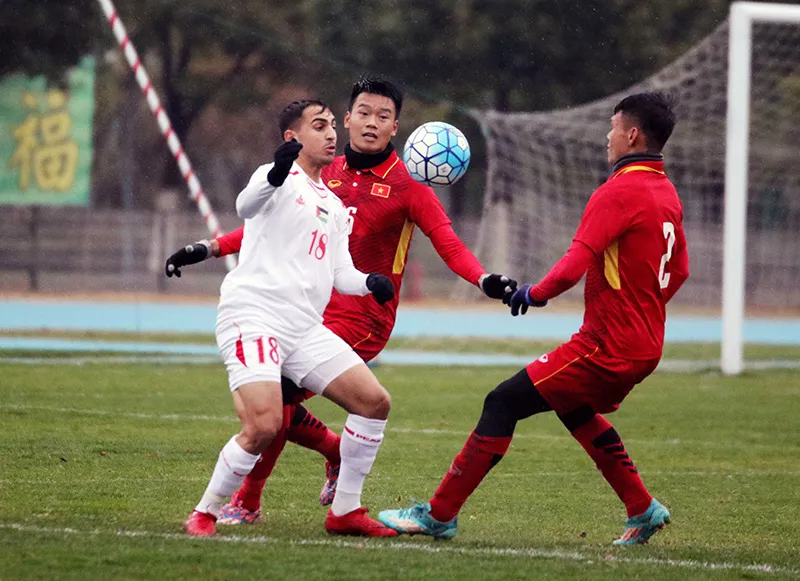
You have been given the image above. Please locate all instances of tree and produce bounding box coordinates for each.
[0,0,101,81]
[1,0,738,211]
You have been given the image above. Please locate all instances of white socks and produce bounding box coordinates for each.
[195,435,260,518]
[331,415,386,516]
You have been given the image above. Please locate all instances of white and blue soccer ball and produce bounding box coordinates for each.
[403,121,470,186]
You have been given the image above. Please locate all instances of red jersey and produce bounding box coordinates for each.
[530,157,689,360]
[321,151,481,339]
[573,158,689,359]
[216,150,485,342]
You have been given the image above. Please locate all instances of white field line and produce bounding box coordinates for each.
[1,469,799,487]
[0,523,795,576]
[1,403,796,452]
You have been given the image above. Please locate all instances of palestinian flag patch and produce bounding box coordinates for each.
[316,205,329,223]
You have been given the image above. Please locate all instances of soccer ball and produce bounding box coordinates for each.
[403,121,470,186]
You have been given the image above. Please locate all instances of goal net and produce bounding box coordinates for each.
[469,6,800,355]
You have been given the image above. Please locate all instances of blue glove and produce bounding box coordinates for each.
[504,283,548,316]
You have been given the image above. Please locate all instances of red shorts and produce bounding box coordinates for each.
[324,318,389,364]
[525,335,659,416]
[283,318,390,406]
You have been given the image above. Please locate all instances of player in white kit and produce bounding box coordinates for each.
[184,100,398,537]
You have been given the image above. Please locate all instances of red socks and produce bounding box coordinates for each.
[429,432,511,523]
[286,407,341,466]
[235,406,340,512]
[235,404,292,511]
[236,429,287,512]
[571,414,652,517]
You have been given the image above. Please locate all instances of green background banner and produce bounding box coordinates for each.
[0,56,94,206]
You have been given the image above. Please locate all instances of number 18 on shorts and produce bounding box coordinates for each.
[217,321,283,391]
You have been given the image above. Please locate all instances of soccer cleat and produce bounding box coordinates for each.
[218,495,263,525]
[325,507,398,537]
[378,502,457,540]
[184,510,217,536]
[319,461,340,506]
[613,498,671,546]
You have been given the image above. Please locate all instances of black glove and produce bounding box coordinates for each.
[504,283,548,316]
[165,241,212,278]
[267,139,303,187]
[479,273,518,300]
[366,273,395,305]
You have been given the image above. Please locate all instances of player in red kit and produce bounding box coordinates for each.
[165,75,517,535]
[379,92,689,546]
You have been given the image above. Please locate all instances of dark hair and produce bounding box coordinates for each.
[348,74,404,118]
[278,99,330,136]
[613,92,677,152]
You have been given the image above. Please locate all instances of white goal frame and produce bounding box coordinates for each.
[722,2,800,375]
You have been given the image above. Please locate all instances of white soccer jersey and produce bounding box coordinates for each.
[218,161,370,331]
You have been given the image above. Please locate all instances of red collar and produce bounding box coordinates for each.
[343,151,401,179]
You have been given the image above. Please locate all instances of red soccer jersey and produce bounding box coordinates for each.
[571,159,689,360]
[319,151,456,339]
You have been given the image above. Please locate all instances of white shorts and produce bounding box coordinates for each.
[216,317,362,394]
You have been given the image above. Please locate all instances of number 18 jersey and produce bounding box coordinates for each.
[219,162,364,332]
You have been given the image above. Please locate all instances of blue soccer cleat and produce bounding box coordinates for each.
[613,498,671,545]
[378,502,457,540]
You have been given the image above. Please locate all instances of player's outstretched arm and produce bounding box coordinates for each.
[165,226,244,277]
[165,240,214,278]
[503,241,595,315]
[215,227,244,257]
[236,140,303,219]
[505,283,549,316]
[479,274,518,300]
[427,224,517,299]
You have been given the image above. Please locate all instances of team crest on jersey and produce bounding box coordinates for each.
[327,179,342,189]
[371,183,391,198]
[316,205,329,223]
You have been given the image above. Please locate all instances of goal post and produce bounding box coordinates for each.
[469,3,800,374]
[723,2,800,375]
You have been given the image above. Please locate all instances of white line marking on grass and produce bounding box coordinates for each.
[1,469,799,488]
[0,523,795,576]
[2,404,796,452]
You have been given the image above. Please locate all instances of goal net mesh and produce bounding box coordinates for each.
[468,20,800,311]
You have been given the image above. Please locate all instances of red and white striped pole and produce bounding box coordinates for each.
[97,0,237,271]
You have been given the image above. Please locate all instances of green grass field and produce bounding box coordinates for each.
[1,360,799,580]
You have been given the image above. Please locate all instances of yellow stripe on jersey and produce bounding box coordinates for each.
[604,240,621,290]
[392,219,415,274]
[378,157,401,179]
[612,165,665,179]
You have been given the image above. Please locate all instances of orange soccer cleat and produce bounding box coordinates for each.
[325,507,398,537]
[184,510,217,537]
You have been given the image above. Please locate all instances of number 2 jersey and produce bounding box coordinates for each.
[218,162,370,332]
[570,156,689,359]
